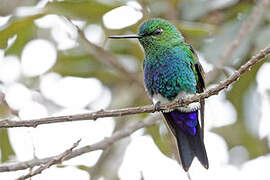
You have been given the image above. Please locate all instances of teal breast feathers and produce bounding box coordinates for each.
[143,47,197,101]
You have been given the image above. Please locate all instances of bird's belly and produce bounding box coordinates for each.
[152,92,200,113]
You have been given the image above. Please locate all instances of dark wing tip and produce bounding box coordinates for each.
[203,162,209,169]
[182,165,189,172]
[183,167,190,172]
[182,161,208,172]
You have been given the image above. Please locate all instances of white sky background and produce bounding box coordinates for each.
[0,0,270,180]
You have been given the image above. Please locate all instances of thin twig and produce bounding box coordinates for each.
[206,0,270,83]
[15,139,81,180]
[62,17,144,88]
[0,44,269,129]
[0,115,159,172]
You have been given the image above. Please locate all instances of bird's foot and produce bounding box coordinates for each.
[154,101,161,112]
[178,97,184,105]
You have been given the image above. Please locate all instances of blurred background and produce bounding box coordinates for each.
[0,0,270,179]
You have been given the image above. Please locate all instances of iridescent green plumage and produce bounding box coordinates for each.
[109,18,208,172]
[143,42,198,100]
[139,19,201,99]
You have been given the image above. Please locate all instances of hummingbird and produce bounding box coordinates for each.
[109,18,208,171]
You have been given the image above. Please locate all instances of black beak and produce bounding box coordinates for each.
[108,34,142,39]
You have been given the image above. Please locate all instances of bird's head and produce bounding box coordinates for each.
[109,18,184,53]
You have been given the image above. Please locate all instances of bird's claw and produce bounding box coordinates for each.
[154,101,161,112]
[178,97,184,105]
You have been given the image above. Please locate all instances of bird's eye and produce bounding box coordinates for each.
[152,28,163,36]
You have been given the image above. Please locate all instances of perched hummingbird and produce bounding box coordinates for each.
[109,18,208,171]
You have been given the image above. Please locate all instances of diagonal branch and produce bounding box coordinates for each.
[62,17,144,88]
[0,115,159,172]
[206,0,270,83]
[0,44,269,129]
[15,140,81,180]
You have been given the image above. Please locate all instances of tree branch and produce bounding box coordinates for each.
[0,44,269,129]
[62,17,144,88]
[206,0,270,83]
[0,115,159,172]
[15,139,81,180]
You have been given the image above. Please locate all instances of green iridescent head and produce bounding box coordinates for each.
[109,18,184,53]
[137,19,184,50]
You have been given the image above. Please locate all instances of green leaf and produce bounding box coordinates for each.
[108,40,143,59]
[45,1,118,21]
[146,124,173,158]
[175,21,217,36]
[53,52,120,84]
[0,14,43,56]
[0,129,15,163]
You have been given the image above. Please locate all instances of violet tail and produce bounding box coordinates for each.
[163,110,209,171]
